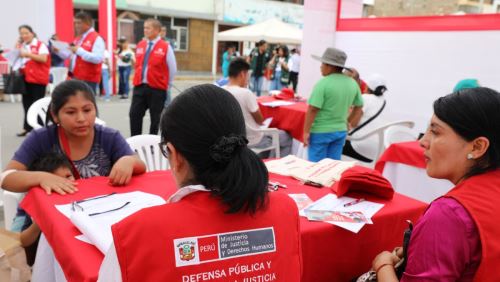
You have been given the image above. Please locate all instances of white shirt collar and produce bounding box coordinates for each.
[167,185,209,203]
[23,38,39,48]
[147,36,161,45]
[81,27,95,40]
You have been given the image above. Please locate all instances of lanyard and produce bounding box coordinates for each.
[58,126,81,179]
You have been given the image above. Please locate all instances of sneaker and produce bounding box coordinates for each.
[120,95,128,99]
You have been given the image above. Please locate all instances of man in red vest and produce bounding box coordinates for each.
[65,12,105,93]
[129,18,177,136]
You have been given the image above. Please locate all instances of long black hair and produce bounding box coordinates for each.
[47,80,98,124]
[160,84,269,214]
[434,87,500,177]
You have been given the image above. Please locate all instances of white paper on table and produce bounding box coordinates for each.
[265,155,312,176]
[305,194,384,233]
[71,211,111,253]
[260,117,273,129]
[3,50,20,66]
[56,191,166,254]
[50,40,72,58]
[260,101,295,108]
[288,193,313,217]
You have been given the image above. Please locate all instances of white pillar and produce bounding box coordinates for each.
[211,21,219,77]
[297,0,339,98]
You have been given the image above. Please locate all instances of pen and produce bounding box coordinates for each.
[343,198,365,207]
[303,180,323,188]
[269,181,287,189]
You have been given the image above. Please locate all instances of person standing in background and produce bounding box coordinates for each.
[303,47,363,161]
[116,37,135,99]
[129,18,177,136]
[221,45,236,78]
[57,12,104,94]
[268,45,290,91]
[16,25,51,137]
[101,49,111,101]
[248,40,271,97]
[288,48,300,93]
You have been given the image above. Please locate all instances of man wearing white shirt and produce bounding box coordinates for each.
[59,12,105,93]
[129,18,177,136]
[223,58,291,158]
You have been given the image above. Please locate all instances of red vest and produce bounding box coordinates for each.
[112,191,302,282]
[445,169,500,281]
[73,31,102,83]
[133,39,169,90]
[24,41,51,85]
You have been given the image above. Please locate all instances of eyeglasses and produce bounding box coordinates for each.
[158,142,169,159]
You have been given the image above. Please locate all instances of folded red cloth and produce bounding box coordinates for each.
[331,166,394,200]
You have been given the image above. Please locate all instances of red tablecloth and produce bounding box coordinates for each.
[22,171,426,282]
[258,96,307,142]
[375,141,426,173]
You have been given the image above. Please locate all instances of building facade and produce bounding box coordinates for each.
[73,0,304,73]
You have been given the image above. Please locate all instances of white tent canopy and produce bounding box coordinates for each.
[217,18,303,44]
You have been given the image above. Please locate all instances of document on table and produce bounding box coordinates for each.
[288,193,313,217]
[260,101,295,108]
[304,194,384,233]
[266,155,355,187]
[50,40,72,58]
[55,191,166,254]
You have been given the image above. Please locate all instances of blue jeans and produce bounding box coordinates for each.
[270,70,283,91]
[101,69,111,99]
[308,131,347,162]
[251,75,264,96]
[118,66,131,97]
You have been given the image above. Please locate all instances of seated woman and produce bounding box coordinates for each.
[372,87,500,281]
[1,79,146,195]
[98,84,302,281]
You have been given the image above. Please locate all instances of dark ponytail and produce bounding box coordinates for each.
[160,84,268,214]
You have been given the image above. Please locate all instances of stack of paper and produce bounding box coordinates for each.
[302,194,384,233]
[56,191,166,254]
[260,101,295,108]
[266,155,355,187]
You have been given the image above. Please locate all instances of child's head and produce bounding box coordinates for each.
[48,80,98,136]
[28,153,75,180]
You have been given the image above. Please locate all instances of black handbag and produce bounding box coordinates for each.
[2,70,26,95]
[355,220,414,281]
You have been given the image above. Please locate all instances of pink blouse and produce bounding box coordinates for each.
[401,197,481,281]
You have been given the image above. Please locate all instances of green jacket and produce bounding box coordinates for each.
[250,48,271,76]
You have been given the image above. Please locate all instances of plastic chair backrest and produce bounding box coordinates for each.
[384,126,419,149]
[50,67,68,86]
[26,97,51,129]
[126,135,169,172]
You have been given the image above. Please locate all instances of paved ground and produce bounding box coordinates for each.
[0,78,211,228]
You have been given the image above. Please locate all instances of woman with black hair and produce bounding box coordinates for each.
[269,45,290,91]
[16,24,51,137]
[98,84,302,281]
[372,87,500,281]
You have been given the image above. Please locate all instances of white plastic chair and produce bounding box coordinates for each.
[384,126,419,149]
[345,120,415,163]
[251,128,281,158]
[27,97,106,129]
[126,135,169,172]
[47,67,68,94]
[2,191,24,230]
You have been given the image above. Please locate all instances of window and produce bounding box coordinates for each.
[118,19,135,44]
[170,17,189,52]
